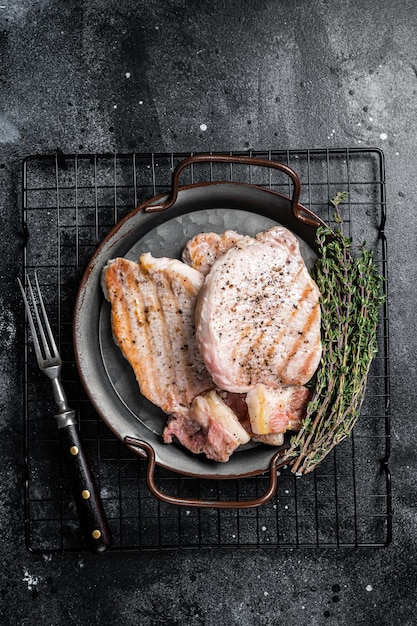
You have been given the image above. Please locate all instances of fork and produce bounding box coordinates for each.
[19,274,112,554]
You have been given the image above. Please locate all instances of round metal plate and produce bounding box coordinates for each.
[74,182,319,478]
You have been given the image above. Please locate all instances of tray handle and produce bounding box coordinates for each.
[124,437,282,509]
[143,153,321,227]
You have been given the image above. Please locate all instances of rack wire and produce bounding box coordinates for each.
[21,149,391,552]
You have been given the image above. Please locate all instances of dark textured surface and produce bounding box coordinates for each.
[0,1,414,624]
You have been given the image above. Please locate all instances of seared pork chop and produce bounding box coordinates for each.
[195,226,322,393]
[102,254,214,414]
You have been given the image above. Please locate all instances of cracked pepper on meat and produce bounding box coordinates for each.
[101,226,322,462]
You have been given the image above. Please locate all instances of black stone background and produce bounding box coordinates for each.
[0,1,415,624]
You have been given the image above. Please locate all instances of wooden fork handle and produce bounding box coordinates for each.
[58,417,112,554]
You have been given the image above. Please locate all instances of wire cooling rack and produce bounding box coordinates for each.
[21,149,391,552]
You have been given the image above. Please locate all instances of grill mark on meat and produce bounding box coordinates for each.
[143,256,212,403]
[102,256,213,415]
[138,267,180,408]
[272,283,317,349]
[141,255,215,406]
[278,290,321,376]
[236,264,311,370]
[145,264,192,400]
[195,227,322,392]
[106,259,178,411]
[224,257,315,385]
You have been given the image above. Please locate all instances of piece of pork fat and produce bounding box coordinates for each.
[182,230,251,275]
[195,226,322,393]
[220,384,309,447]
[246,383,310,439]
[101,254,214,415]
[163,390,250,462]
[219,391,252,435]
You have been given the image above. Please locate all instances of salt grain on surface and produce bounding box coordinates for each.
[23,571,39,591]
[0,304,16,350]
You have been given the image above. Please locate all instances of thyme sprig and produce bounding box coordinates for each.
[284,196,385,474]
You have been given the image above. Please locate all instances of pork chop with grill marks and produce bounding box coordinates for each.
[195,226,322,393]
[102,254,214,415]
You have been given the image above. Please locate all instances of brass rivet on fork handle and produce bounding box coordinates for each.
[19,274,112,554]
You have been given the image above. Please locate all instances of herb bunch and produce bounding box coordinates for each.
[284,193,385,474]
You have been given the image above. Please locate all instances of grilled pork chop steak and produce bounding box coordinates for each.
[102,254,214,414]
[195,226,322,393]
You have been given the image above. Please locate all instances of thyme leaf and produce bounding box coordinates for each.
[284,208,385,475]
[330,190,349,207]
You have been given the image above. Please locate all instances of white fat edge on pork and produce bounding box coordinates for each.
[139,252,206,290]
[193,389,250,445]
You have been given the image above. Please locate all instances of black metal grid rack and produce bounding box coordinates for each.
[21,149,391,552]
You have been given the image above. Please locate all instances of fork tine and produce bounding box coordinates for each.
[27,274,53,361]
[18,274,59,364]
[18,276,44,365]
[32,273,59,358]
